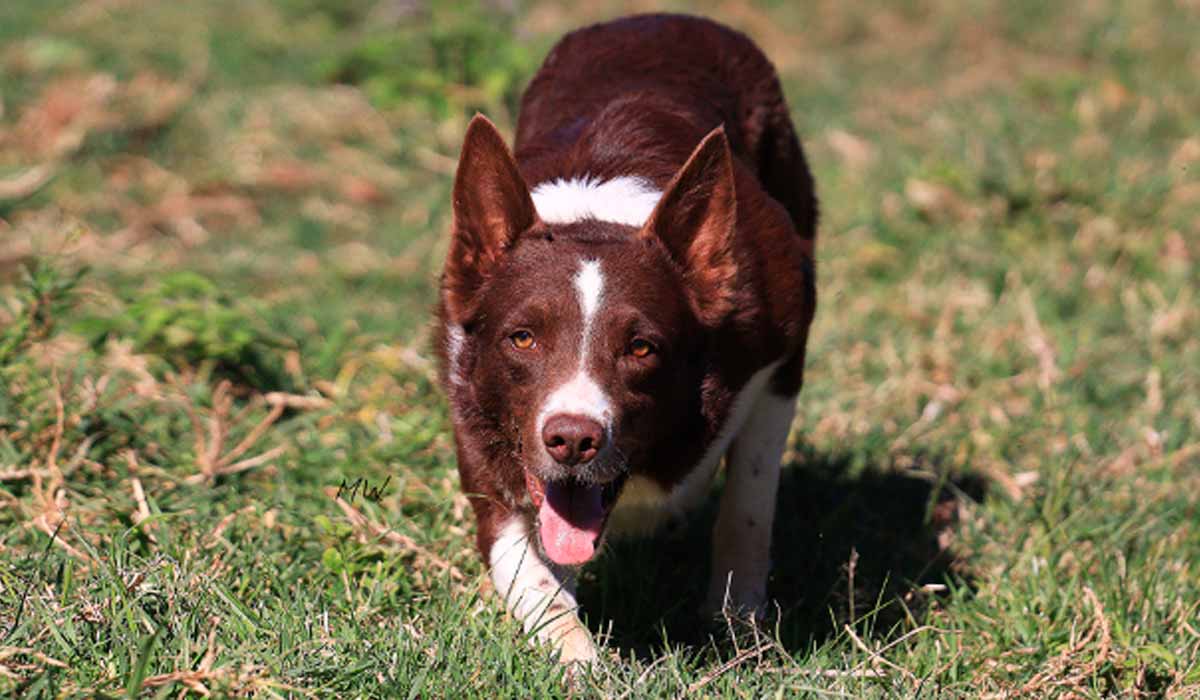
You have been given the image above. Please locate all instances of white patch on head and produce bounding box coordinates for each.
[489,516,597,661]
[530,176,662,227]
[536,259,614,437]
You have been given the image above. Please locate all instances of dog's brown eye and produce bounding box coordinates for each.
[630,338,655,358]
[510,330,535,350]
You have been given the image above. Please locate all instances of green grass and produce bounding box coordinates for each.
[2,0,1198,697]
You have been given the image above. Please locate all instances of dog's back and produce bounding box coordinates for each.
[515,14,818,243]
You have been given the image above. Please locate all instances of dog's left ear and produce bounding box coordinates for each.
[641,126,738,325]
[443,114,538,322]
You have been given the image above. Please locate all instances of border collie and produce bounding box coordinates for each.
[435,13,817,663]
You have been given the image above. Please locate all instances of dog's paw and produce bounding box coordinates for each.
[559,642,602,690]
[701,597,768,625]
[554,625,600,665]
[700,589,776,648]
[702,574,768,623]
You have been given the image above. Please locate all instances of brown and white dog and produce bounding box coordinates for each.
[435,14,817,663]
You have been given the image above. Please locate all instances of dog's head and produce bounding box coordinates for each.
[439,115,739,566]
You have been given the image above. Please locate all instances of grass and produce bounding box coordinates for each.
[1,0,1198,696]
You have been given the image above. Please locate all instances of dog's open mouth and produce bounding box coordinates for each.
[525,472,628,566]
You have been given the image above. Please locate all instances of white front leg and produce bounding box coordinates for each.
[704,390,796,617]
[489,517,598,663]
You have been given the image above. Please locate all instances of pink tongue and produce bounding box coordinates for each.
[538,481,606,566]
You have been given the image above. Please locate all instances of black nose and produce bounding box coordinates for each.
[542,414,605,465]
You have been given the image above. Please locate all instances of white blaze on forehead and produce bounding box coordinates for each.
[536,259,613,432]
[574,260,603,330]
[530,176,662,227]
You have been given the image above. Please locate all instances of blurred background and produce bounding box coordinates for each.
[2,1,1197,350]
[1,1,1198,696]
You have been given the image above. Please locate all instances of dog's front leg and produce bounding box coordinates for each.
[704,390,796,618]
[488,516,598,663]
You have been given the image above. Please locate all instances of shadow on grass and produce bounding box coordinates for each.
[575,449,987,660]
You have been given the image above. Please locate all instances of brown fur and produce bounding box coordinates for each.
[435,13,818,584]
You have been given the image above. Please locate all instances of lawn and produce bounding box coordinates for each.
[1,0,1198,697]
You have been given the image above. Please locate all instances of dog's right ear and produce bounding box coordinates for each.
[443,114,538,323]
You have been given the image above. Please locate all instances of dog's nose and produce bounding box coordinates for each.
[542,414,605,465]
